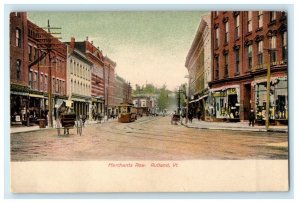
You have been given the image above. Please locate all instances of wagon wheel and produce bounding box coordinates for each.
[77,119,83,136]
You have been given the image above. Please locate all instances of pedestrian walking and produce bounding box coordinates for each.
[249,108,255,127]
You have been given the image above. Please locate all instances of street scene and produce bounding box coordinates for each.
[11,116,288,161]
[10,11,288,161]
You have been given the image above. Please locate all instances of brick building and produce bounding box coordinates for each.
[10,12,29,125]
[114,75,132,116]
[210,11,287,124]
[185,14,212,120]
[10,12,67,126]
[104,56,116,117]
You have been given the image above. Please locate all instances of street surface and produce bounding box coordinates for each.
[11,116,288,161]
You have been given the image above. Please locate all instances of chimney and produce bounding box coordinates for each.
[91,41,93,44]
[70,37,75,49]
[86,36,89,41]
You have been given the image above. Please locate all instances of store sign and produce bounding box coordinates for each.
[227,88,237,95]
[213,92,226,97]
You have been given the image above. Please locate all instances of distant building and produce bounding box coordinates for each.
[132,96,151,116]
[114,75,132,115]
[104,56,116,117]
[210,11,287,124]
[185,14,212,120]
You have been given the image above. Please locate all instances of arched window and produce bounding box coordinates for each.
[16,28,21,47]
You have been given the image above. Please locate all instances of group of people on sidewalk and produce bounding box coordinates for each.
[172,108,257,127]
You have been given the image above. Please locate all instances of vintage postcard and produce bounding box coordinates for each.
[9,9,289,193]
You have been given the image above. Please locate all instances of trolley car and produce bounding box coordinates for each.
[117,102,137,123]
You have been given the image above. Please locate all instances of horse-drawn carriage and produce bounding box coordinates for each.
[171,113,181,125]
[56,102,83,136]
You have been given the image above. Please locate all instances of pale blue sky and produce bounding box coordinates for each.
[28,11,208,90]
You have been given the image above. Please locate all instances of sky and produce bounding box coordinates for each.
[28,11,208,90]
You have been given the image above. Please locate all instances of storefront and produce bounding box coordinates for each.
[210,86,241,121]
[10,91,29,125]
[254,76,288,124]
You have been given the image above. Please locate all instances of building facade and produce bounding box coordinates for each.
[10,12,29,125]
[72,39,106,119]
[114,75,133,116]
[10,12,68,127]
[210,11,287,124]
[67,38,93,120]
[132,96,150,116]
[104,56,116,117]
[185,14,212,120]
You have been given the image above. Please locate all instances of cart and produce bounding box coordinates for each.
[57,113,83,136]
[171,114,180,125]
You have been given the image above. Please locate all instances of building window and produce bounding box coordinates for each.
[225,22,229,44]
[270,11,276,22]
[258,11,263,28]
[45,75,48,92]
[34,72,38,90]
[62,81,65,95]
[29,71,33,88]
[258,40,263,66]
[248,45,253,69]
[248,11,252,32]
[28,45,32,62]
[215,56,219,80]
[216,28,220,48]
[16,59,21,80]
[270,36,277,64]
[40,73,44,91]
[224,53,229,78]
[16,28,21,47]
[235,15,240,39]
[282,32,287,61]
[70,59,73,74]
[235,50,240,74]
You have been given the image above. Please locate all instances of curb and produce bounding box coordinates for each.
[182,123,288,133]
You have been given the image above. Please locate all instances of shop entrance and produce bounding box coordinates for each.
[243,84,251,120]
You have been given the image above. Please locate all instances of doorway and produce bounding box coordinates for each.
[244,84,251,120]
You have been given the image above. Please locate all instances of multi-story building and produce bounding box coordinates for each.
[210,11,287,124]
[132,96,150,116]
[185,14,212,120]
[72,38,105,119]
[10,12,29,125]
[10,12,67,127]
[27,19,67,127]
[66,37,93,120]
[104,56,116,117]
[114,75,132,116]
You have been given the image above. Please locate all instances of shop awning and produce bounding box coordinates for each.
[72,97,88,102]
[11,91,29,96]
[188,95,208,103]
[29,93,45,98]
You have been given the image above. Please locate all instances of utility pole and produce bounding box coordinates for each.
[30,19,62,128]
[265,58,271,131]
[177,88,181,114]
[265,48,277,131]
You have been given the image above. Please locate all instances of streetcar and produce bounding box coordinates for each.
[117,102,137,123]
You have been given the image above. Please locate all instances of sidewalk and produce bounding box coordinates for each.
[181,119,288,133]
[10,118,118,134]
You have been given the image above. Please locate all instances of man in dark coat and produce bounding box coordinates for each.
[249,108,255,127]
